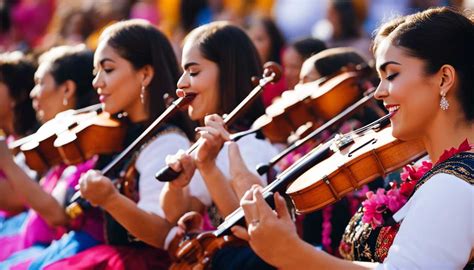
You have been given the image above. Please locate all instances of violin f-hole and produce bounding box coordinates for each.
[348,138,377,157]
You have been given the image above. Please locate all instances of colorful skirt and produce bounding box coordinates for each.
[0,230,99,270]
[44,244,171,270]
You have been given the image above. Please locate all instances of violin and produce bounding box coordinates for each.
[53,111,127,165]
[286,125,426,214]
[256,88,377,176]
[169,114,426,269]
[155,62,282,182]
[16,104,103,173]
[65,93,197,218]
[252,64,373,143]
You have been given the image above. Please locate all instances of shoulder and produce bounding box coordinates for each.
[384,173,473,269]
[399,173,473,220]
[138,128,190,160]
[414,173,473,202]
[234,134,278,156]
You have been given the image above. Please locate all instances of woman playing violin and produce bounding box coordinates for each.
[0,45,99,267]
[42,19,195,270]
[0,51,37,215]
[232,7,474,269]
[162,21,277,223]
[160,21,278,268]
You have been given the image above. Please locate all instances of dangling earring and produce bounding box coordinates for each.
[140,85,146,104]
[440,92,449,111]
[63,97,68,106]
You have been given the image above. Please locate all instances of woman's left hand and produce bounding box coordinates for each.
[194,114,230,170]
[231,186,300,267]
[79,170,118,207]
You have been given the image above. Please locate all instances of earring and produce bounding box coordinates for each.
[140,85,146,104]
[440,93,449,111]
[63,97,68,106]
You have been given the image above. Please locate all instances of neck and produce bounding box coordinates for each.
[1,113,15,136]
[423,110,474,162]
[125,100,148,123]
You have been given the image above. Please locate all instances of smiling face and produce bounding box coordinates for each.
[177,43,220,121]
[30,64,69,123]
[92,42,146,121]
[374,39,440,140]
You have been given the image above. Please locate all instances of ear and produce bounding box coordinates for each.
[62,80,77,101]
[438,64,456,96]
[140,65,155,88]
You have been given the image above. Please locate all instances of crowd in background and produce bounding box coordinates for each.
[0,1,473,269]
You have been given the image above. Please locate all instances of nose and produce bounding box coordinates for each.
[30,84,40,99]
[374,81,388,101]
[92,72,103,90]
[176,73,189,90]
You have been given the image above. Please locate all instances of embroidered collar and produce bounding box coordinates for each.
[361,139,472,228]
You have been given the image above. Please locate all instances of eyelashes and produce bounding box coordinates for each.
[386,73,399,81]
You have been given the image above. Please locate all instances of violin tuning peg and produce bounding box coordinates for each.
[251,76,260,87]
[262,62,282,82]
[163,93,175,107]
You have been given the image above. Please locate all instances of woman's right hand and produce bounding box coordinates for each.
[165,149,196,189]
[194,114,230,170]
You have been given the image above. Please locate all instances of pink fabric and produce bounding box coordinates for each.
[44,245,171,270]
[130,2,160,25]
[64,157,104,242]
[0,166,66,260]
[11,0,55,47]
[262,76,288,108]
[0,157,100,260]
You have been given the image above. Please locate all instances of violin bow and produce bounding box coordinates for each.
[155,62,282,182]
[65,94,196,218]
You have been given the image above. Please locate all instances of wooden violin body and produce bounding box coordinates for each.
[253,70,365,143]
[170,233,244,270]
[286,126,426,214]
[170,115,427,268]
[53,111,126,165]
[15,104,104,173]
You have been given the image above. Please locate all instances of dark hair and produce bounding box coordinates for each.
[100,19,194,138]
[291,37,327,60]
[0,0,11,33]
[186,21,265,128]
[0,52,37,136]
[38,45,97,110]
[373,7,474,121]
[312,47,367,77]
[179,0,208,33]
[330,0,362,39]
[245,16,285,64]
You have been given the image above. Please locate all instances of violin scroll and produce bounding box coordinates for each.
[262,61,282,83]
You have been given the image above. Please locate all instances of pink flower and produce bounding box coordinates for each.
[362,189,387,228]
[361,139,472,229]
[437,139,472,163]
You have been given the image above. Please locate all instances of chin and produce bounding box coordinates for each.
[102,103,118,116]
[391,126,419,141]
[188,107,203,122]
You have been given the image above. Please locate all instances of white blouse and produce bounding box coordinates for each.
[135,131,193,217]
[376,173,474,270]
[189,134,278,207]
